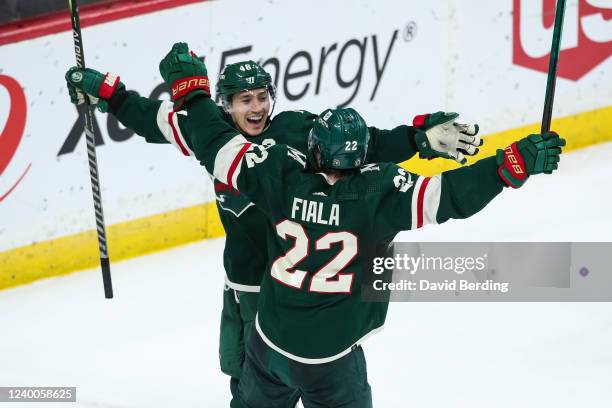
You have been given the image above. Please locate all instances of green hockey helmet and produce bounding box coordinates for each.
[216,60,276,110]
[308,108,370,170]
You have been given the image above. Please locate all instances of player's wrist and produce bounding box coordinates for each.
[414,130,438,160]
[171,76,211,110]
[93,72,124,113]
[97,72,122,99]
[412,112,447,158]
[107,87,131,115]
[496,143,529,188]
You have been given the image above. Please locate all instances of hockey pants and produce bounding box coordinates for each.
[231,326,373,408]
[219,285,259,399]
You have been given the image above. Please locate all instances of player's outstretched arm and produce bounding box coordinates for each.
[375,131,565,236]
[65,66,182,146]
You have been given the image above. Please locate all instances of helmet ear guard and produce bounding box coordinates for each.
[308,108,370,171]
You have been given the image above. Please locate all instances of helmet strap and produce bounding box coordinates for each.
[267,84,277,119]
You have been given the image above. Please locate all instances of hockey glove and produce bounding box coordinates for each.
[496,132,566,188]
[159,42,210,110]
[65,66,124,113]
[413,111,482,165]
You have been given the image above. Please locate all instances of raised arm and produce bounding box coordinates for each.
[65,66,225,154]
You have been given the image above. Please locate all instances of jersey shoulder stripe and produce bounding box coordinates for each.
[155,101,194,156]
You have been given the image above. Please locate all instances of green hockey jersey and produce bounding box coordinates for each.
[146,96,505,363]
[110,92,421,291]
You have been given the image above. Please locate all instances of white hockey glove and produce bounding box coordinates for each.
[413,112,482,165]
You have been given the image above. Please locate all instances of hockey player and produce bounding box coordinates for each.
[154,45,564,407]
[67,44,564,406]
[65,45,484,400]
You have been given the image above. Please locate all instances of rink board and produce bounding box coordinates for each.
[1,0,610,288]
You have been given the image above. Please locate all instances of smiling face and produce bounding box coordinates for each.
[227,88,271,137]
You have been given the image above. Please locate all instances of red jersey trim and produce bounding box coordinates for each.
[416,177,431,229]
[227,143,252,190]
[167,111,190,156]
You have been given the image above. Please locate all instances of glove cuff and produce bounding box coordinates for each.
[171,76,211,101]
[413,112,459,130]
[99,73,121,99]
[414,130,438,161]
[496,143,528,188]
[412,114,430,129]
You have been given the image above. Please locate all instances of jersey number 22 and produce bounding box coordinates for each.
[271,219,357,293]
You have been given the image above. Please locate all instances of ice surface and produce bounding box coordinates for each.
[1,144,612,407]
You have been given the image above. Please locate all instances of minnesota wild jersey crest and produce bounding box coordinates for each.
[215,180,253,217]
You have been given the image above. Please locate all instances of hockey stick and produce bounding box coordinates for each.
[541,0,567,133]
[68,0,114,299]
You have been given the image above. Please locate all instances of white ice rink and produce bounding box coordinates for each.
[2,143,612,407]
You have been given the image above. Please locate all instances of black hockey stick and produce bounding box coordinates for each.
[541,0,567,133]
[68,0,114,299]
